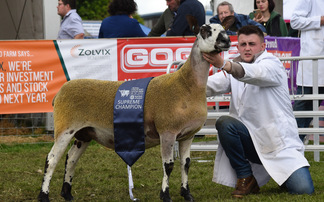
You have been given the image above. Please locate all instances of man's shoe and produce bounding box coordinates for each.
[232,175,260,198]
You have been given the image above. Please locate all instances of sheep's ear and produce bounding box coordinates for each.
[221,16,236,31]
[186,15,200,36]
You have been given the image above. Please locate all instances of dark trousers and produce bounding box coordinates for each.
[216,115,314,194]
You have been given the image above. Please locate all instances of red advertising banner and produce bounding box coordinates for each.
[117,37,196,80]
[0,35,297,114]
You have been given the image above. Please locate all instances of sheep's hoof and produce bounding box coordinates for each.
[160,188,172,202]
[180,187,194,202]
[61,182,74,201]
[183,194,194,202]
[37,191,50,202]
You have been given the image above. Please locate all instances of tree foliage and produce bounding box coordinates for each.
[77,0,144,24]
[77,0,110,20]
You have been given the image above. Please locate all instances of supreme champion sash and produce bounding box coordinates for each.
[113,77,154,167]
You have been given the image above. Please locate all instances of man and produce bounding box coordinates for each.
[290,0,324,142]
[203,25,314,198]
[166,0,205,36]
[148,0,180,36]
[210,1,266,35]
[57,0,84,39]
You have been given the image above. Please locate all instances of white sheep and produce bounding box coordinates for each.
[37,22,231,202]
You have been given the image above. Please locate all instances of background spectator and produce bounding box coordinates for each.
[166,0,205,36]
[290,0,324,142]
[148,0,180,37]
[57,0,84,39]
[249,0,288,36]
[210,1,266,35]
[98,0,146,38]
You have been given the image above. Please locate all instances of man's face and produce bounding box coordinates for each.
[237,34,266,63]
[166,0,180,12]
[57,0,69,17]
[218,5,234,22]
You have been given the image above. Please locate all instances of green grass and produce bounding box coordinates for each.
[0,141,324,201]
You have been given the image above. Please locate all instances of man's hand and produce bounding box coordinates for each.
[203,52,223,67]
[74,33,84,39]
[203,52,232,74]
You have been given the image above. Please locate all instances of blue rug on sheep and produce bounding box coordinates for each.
[113,77,154,167]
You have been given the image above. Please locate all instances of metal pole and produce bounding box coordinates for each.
[312,59,320,162]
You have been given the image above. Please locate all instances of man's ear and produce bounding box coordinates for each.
[261,42,266,51]
[221,16,236,31]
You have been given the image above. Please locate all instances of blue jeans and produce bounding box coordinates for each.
[216,115,314,194]
[293,86,324,141]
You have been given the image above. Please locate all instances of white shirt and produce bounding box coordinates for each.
[291,0,324,86]
[58,10,84,39]
[207,51,309,187]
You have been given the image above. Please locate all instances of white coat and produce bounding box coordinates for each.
[207,51,310,187]
[290,0,324,87]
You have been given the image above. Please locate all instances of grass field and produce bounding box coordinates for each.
[0,138,324,201]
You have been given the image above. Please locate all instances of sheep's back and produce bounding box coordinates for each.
[53,79,124,135]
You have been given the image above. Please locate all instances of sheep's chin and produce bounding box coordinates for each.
[197,34,218,53]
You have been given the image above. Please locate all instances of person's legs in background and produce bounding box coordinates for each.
[293,86,313,142]
[293,86,324,142]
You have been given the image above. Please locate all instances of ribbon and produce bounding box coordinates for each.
[113,77,154,167]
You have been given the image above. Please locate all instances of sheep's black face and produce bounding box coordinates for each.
[199,24,212,40]
[197,24,231,53]
[214,30,231,53]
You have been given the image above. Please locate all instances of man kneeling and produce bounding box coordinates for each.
[203,25,314,198]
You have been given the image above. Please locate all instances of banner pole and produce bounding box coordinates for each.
[127,165,139,201]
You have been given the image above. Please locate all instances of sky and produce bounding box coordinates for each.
[135,0,211,15]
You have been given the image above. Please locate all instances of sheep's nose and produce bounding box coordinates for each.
[216,31,231,47]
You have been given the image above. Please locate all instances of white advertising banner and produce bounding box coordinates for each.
[56,39,118,81]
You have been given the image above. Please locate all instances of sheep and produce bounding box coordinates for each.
[37,22,231,202]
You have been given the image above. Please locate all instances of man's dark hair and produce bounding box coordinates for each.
[238,25,264,42]
[108,0,137,16]
[62,0,76,9]
[254,0,275,13]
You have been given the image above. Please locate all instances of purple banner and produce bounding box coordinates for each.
[265,36,300,94]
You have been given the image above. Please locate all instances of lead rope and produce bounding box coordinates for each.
[127,165,139,201]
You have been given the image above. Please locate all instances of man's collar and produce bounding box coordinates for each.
[64,9,76,18]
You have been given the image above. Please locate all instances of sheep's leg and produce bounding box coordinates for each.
[159,132,176,202]
[38,132,74,202]
[60,140,90,201]
[179,137,194,202]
